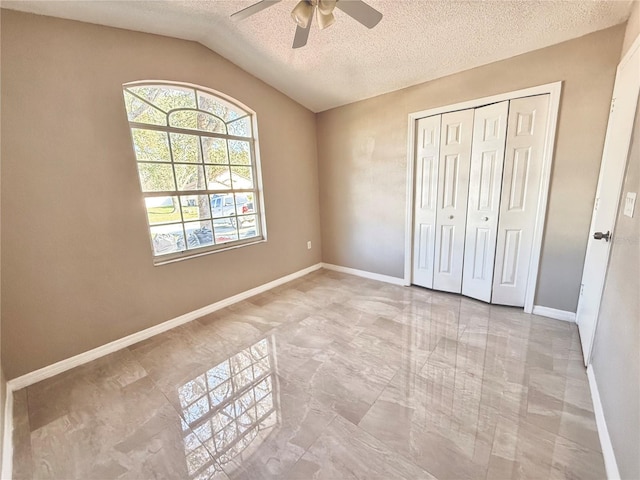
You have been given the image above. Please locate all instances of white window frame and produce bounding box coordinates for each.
[123,81,267,265]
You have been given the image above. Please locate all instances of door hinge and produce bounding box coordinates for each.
[580,283,585,296]
[611,97,616,113]
[594,197,599,211]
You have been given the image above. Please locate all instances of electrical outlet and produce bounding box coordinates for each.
[307,241,312,250]
[623,192,636,218]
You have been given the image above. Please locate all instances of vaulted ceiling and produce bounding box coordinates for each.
[3,0,635,112]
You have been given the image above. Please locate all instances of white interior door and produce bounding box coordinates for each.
[577,38,640,364]
[433,109,474,293]
[412,115,441,288]
[492,95,550,306]
[462,101,509,302]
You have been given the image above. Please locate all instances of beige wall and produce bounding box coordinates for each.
[621,0,640,58]
[317,25,625,312]
[0,10,322,379]
[591,53,640,480]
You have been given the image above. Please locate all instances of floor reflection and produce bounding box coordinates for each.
[11,271,604,479]
[178,336,279,477]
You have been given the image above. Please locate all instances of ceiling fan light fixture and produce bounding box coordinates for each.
[291,0,314,29]
[230,0,383,50]
[317,10,335,30]
[317,0,337,15]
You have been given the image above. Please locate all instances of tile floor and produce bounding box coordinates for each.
[12,269,605,479]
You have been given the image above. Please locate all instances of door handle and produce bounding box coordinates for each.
[448,215,454,219]
[593,231,611,242]
[482,216,489,221]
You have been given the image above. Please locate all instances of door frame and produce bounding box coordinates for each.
[403,82,562,313]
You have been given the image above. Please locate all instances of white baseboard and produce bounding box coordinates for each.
[7,263,323,392]
[321,263,405,286]
[587,365,621,480]
[1,388,13,480]
[532,305,576,323]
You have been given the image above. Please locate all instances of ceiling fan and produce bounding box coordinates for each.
[230,0,383,49]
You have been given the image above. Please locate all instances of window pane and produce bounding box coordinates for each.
[228,140,251,165]
[128,85,196,112]
[237,214,257,229]
[202,138,228,164]
[175,164,206,191]
[185,221,214,250]
[145,196,180,225]
[213,218,239,244]
[209,194,236,219]
[168,110,197,130]
[231,166,254,189]
[197,113,226,133]
[234,193,255,216]
[138,163,175,192]
[227,117,251,138]
[206,166,233,190]
[124,91,166,125]
[150,224,185,255]
[170,133,202,163]
[180,195,211,221]
[197,91,243,122]
[131,129,171,162]
[169,110,226,134]
[239,216,259,239]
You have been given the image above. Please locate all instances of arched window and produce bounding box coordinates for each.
[122,82,265,263]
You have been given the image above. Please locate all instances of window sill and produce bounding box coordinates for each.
[152,237,266,266]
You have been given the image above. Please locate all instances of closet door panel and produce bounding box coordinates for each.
[433,109,474,293]
[412,115,441,288]
[493,95,550,306]
[462,101,509,302]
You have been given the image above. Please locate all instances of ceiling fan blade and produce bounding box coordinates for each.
[230,0,281,21]
[291,0,314,28]
[335,0,382,28]
[292,22,311,49]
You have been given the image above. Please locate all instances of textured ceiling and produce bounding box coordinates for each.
[2,0,635,112]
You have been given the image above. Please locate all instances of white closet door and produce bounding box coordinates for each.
[462,101,509,302]
[433,109,475,293]
[493,95,550,306]
[412,115,441,288]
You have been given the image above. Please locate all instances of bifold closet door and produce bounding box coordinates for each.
[412,115,441,288]
[432,109,474,293]
[461,101,509,302]
[492,94,550,306]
